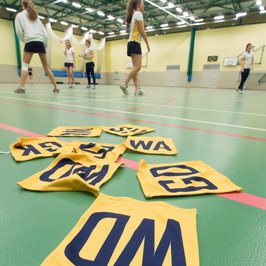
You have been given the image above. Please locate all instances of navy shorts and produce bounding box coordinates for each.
[127,41,142,57]
[64,62,74,68]
[24,41,46,53]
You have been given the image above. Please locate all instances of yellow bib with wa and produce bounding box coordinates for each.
[47,126,102,137]
[71,141,126,162]
[137,160,242,198]
[10,137,72,161]
[102,123,155,136]
[124,136,177,155]
[41,193,199,266]
[17,154,122,196]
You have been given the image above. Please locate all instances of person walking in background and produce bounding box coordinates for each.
[81,39,96,89]
[236,43,254,94]
[64,39,76,88]
[120,0,150,96]
[15,0,59,93]
[28,65,33,84]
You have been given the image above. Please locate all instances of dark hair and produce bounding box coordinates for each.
[126,0,141,30]
[22,0,38,21]
[246,43,252,51]
[65,39,71,47]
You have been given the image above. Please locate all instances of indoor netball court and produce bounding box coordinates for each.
[0,0,266,266]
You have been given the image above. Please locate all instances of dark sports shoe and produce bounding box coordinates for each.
[14,87,25,93]
[120,84,129,95]
[53,88,60,93]
[134,89,144,96]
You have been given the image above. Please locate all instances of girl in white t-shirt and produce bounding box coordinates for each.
[120,0,150,96]
[64,40,76,88]
[237,43,254,94]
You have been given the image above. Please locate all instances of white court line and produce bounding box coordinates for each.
[1,90,265,117]
[1,95,266,132]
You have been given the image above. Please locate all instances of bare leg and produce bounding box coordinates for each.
[66,67,71,84]
[38,53,57,89]
[69,66,75,84]
[20,52,33,89]
[124,54,142,87]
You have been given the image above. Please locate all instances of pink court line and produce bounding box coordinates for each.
[2,122,266,211]
[4,100,266,142]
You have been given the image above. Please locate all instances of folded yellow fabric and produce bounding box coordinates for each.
[137,160,242,198]
[47,126,102,137]
[17,154,122,196]
[102,123,155,136]
[71,141,126,162]
[41,193,199,266]
[10,137,72,161]
[124,136,177,155]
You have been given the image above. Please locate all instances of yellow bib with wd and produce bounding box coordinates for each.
[102,123,155,136]
[10,137,72,162]
[17,154,122,196]
[47,126,102,137]
[124,136,177,155]
[137,160,242,198]
[41,193,199,266]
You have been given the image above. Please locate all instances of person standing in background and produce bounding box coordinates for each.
[15,0,59,93]
[81,39,96,89]
[64,39,76,88]
[120,0,150,96]
[236,43,254,94]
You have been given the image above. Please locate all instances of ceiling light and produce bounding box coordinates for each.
[120,30,126,33]
[71,24,78,28]
[38,15,45,19]
[107,15,115,20]
[108,32,115,35]
[256,0,262,5]
[146,26,154,30]
[85,7,94,12]
[160,23,169,27]
[72,2,81,8]
[236,11,247,18]
[97,11,105,17]
[107,35,117,38]
[259,6,265,11]
[81,26,88,31]
[189,16,195,21]
[214,15,224,20]
[260,10,266,13]
[183,11,189,17]
[52,0,67,4]
[98,31,104,35]
[177,21,185,25]
[177,24,187,28]
[165,2,175,9]
[195,18,204,22]
[176,7,182,13]
[117,18,124,23]
[60,21,68,25]
[6,7,17,12]
[146,28,155,32]
[214,20,225,23]
[49,18,57,23]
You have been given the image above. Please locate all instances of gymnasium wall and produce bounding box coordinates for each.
[0,17,266,89]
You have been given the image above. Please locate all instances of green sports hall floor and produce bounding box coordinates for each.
[0,83,265,266]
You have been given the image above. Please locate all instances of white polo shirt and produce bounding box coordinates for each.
[128,11,144,43]
[64,47,74,63]
[241,51,254,69]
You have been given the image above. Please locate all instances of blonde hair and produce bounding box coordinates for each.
[22,0,38,21]
[126,0,141,30]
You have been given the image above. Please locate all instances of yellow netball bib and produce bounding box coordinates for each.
[17,154,122,196]
[47,126,102,137]
[10,137,72,161]
[72,141,126,162]
[137,160,242,198]
[41,193,199,266]
[124,136,177,155]
[102,123,155,136]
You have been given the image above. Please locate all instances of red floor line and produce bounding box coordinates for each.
[4,100,266,142]
[2,123,266,210]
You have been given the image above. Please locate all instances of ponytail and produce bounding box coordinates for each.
[126,0,141,30]
[22,0,38,21]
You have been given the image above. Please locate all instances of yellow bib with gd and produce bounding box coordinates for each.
[137,160,242,198]
[41,193,199,266]
[102,123,155,136]
[47,126,102,137]
[124,136,177,155]
[71,141,126,162]
[17,154,122,196]
[10,137,72,162]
